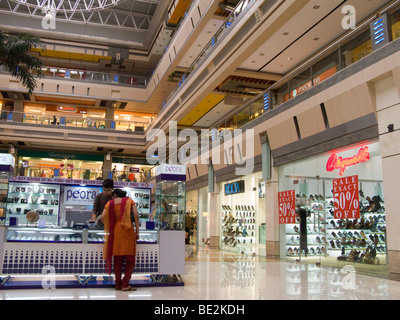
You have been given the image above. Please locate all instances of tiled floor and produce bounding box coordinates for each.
[1,247,400,300]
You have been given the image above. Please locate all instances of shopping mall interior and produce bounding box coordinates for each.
[1,0,400,301]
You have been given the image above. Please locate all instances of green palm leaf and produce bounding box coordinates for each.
[0,31,44,94]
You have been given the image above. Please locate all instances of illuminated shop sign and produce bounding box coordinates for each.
[326,146,370,176]
[57,106,77,113]
[64,186,102,205]
[224,180,245,195]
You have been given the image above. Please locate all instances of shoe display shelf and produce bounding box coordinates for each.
[221,204,256,249]
[326,195,387,264]
[285,195,329,257]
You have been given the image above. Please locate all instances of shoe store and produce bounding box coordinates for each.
[220,172,266,255]
[278,140,387,269]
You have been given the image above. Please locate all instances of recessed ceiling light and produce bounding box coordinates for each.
[287,57,293,61]
[313,5,320,9]
[283,32,289,35]
[259,53,265,56]
[313,37,320,41]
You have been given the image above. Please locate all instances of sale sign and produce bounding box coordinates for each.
[278,190,296,224]
[333,175,360,219]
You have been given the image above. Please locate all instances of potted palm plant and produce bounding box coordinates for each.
[0,31,44,94]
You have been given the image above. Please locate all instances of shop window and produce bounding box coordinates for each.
[279,142,387,268]
[286,67,312,101]
[340,30,372,68]
[311,50,339,86]
[237,107,250,127]
[249,97,264,120]
[390,8,400,40]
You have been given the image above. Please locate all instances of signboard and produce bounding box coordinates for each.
[278,190,296,224]
[284,65,337,101]
[224,180,245,196]
[9,176,153,189]
[333,175,360,219]
[64,186,102,206]
[156,163,186,182]
[326,146,370,176]
[0,153,15,167]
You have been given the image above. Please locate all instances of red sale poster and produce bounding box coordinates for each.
[333,175,360,219]
[278,190,296,224]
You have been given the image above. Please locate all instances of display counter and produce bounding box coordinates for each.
[0,176,185,289]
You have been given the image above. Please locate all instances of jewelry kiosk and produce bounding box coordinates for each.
[0,173,185,289]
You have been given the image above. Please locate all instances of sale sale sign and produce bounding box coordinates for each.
[333,175,360,219]
[278,190,296,224]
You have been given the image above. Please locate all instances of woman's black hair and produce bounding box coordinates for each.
[113,188,127,198]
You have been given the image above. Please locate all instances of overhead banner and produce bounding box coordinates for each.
[278,190,296,224]
[333,175,360,219]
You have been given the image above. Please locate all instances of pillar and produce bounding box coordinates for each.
[12,100,24,122]
[103,154,113,180]
[105,108,114,129]
[265,166,280,259]
[375,69,400,279]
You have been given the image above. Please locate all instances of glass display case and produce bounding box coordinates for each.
[0,170,10,224]
[7,227,83,243]
[155,180,186,231]
[6,227,158,244]
[6,182,60,226]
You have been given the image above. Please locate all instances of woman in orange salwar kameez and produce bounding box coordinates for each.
[100,189,140,291]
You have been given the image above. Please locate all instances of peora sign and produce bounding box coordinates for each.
[326,146,370,176]
[64,186,102,206]
[156,163,186,182]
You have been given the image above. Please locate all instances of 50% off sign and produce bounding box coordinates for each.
[333,175,360,219]
[278,190,296,224]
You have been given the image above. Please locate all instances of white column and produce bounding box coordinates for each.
[375,69,400,279]
[265,166,280,258]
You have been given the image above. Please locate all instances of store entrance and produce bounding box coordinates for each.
[279,141,388,274]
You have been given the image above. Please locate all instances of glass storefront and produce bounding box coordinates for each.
[279,141,387,269]
[220,172,266,255]
[197,186,209,246]
[24,103,106,128]
[17,150,104,180]
[185,189,198,245]
[111,157,154,183]
[113,111,151,132]
[22,103,152,132]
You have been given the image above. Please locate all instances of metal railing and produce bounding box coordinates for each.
[0,110,151,132]
[155,0,256,120]
[15,166,155,182]
[208,4,400,140]
[0,66,149,88]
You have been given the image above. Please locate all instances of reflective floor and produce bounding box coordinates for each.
[1,247,400,300]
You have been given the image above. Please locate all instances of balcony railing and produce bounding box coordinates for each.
[0,66,149,88]
[15,166,155,182]
[209,4,400,140]
[0,111,151,133]
[155,0,257,120]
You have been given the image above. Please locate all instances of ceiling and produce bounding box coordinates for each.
[239,0,390,75]
[174,0,394,129]
[0,0,168,49]
[0,0,396,151]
